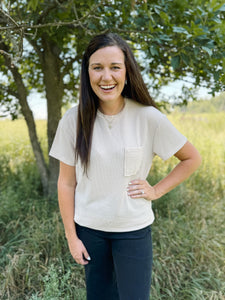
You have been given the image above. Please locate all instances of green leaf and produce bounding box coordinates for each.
[193,47,200,56]
[212,16,222,24]
[154,5,161,15]
[150,45,159,57]
[216,4,225,12]
[158,34,172,42]
[195,36,214,46]
[27,0,39,11]
[160,11,170,24]
[173,26,189,35]
[171,55,180,70]
[223,58,225,71]
[181,53,190,65]
[220,74,225,84]
[202,46,213,56]
[213,71,220,81]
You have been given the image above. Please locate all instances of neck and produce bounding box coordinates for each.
[99,97,125,115]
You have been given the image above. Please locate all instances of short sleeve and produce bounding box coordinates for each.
[153,113,187,161]
[49,106,78,166]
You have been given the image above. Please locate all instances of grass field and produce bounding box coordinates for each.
[0,111,224,299]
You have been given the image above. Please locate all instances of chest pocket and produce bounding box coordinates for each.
[124,147,143,176]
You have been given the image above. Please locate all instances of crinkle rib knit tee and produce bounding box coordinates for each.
[49,98,187,232]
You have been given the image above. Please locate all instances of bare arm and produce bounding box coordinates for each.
[127,141,202,200]
[58,161,90,265]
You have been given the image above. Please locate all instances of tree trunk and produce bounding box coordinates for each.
[9,65,49,195]
[41,37,64,196]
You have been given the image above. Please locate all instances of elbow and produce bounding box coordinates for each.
[193,151,202,171]
[188,142,202,170]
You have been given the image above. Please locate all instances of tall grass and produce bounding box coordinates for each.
[0,112,224,299]
[149,112,225,299]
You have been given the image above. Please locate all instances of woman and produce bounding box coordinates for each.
[50,33,201,300]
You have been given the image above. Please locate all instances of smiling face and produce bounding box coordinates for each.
[88,46,126,113]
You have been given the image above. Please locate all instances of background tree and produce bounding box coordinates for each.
[0,0,225,196]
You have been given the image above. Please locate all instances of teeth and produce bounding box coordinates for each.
[100,85,116,90]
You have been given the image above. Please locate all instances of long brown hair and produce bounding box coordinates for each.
[75,33,157,173]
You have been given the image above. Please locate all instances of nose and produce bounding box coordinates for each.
[102,68,112,81]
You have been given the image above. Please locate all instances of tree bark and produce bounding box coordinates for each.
[8,64,49,195]
[41,36,64,195]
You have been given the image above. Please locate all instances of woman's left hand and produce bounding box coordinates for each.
[127,179,160,201]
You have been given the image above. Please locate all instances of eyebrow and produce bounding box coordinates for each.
[90,62,124,66]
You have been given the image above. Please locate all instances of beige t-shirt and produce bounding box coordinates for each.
[49,98,187,232]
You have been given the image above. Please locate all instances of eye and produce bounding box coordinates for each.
[112,66,120,70]
[93,66,102,70]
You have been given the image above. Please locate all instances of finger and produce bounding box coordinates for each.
[83,249,91,262]
[128,189,145,197]
[70,248,91,265]
[128,180,146,189]
[129,180,142,185]
[130,193,145,198]
[75,255,89,266]
[127,184,145,191]
[127,185,138,191]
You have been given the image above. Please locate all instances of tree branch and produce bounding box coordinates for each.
[0,0,107,64]
[0,7,20,28]
[0,19,82,31]
[0,41,16,67]
[0,0,106,32]
[0,48,11,59]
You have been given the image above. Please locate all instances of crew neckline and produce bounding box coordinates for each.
[97,98,128,119]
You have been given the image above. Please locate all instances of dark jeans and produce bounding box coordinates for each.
[76,223,153,300]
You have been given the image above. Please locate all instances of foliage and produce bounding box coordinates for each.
[1,0,225,110]
[0,111,224,299]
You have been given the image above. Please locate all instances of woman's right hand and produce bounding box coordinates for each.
[67,237,91,265]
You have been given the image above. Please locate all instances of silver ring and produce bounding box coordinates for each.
[141,190,144,194]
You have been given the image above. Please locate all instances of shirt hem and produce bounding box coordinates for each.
[74,216,155,233]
